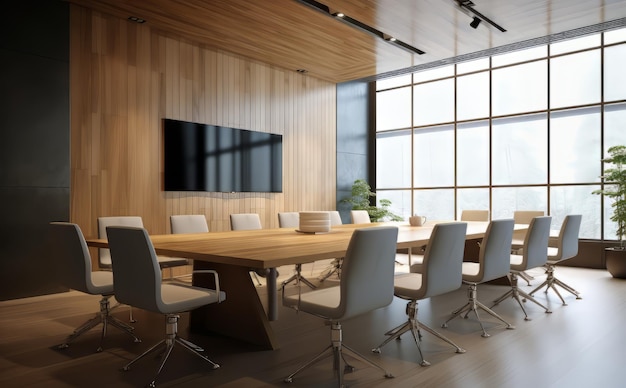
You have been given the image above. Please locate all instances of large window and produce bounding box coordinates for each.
[375,28,626,240]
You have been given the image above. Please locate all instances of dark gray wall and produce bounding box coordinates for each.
[336,81,374,224]
[0,1,70,300]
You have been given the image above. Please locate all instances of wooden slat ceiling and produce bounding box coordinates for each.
[67,0,626,83]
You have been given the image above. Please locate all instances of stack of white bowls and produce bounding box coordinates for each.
[298,211,331,233]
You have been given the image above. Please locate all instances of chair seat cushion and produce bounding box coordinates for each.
[547,246,559,263]
[509,254,524,271]
[88,271,115,295]
[393,273,425,300]
[159,283,225,314]
[283,286,341,319]
[461,262,481,282]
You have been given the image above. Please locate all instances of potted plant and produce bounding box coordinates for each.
[592,145,626,278]
[341,179,403,222]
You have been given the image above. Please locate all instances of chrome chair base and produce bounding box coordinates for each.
[282,263,317,289]
[492,273,551,320]
[372,300,465,366]
[518,270,534,286]
[58,295,141,352]
[123,314,219,387]
[318,258,342,282]
[284,322,393,386]
[529,264,582,305]
[442,283,515,337]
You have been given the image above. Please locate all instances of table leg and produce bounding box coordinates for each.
[267,267,278,321]
[190,261,279,350]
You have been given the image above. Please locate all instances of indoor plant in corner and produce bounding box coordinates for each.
[593,145,626,278]
[342,179,404,222]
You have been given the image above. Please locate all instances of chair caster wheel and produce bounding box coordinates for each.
[284,377,293,383]
[123,366,131,371]
[57,343,69,350]
[371,348,381,354]
[96,347,103,352]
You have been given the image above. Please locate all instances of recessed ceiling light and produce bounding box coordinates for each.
[128,16,146,24]
[296,69,308,74]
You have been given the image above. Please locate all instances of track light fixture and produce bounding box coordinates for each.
[455,0,506,32]
[295,0,425,55]
[470,16,481,29]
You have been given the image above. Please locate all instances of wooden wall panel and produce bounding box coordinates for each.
[70,6,337,253]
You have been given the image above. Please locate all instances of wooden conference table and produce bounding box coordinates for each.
[87,221,523,350]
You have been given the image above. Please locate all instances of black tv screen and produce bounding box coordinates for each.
[163,119,282,193]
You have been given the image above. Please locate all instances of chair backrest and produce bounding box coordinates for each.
[350,210,371,224]
[420,222,468,298]
[49,222,100,295]
[97,216,144,268]
[551,214,582,261]
[336,226,398,320]
[170,214,209,234]
[230,213,262,231]
[460,210,489,221]
[328,211,343,226]
[106,226,163,313]
[477,219,515,282]
[513,210,545,241]
[520,216,552,269]
[277,212,299,228]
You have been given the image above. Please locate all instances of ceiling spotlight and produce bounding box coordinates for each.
[128,16,146,24]
[470,16,481,29]
[333,12,345,18]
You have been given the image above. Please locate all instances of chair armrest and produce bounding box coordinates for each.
[281,280,302,312]
[192,269,223,303]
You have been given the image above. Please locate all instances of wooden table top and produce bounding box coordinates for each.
[87,221,525,270]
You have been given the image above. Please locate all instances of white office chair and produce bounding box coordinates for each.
[372,222,468,366]
[278,212,316,289]
[350,209,372,224]
[328,210,343,226]
[98,216,190,321]
[511,210,545,286]
[170,215,209,282]
[512,210,545,248]
[98,216,189,274]
[460,210,489,221]
[442,219,516,337]
[529,214,583,305]
[492,216,552,320]
[282,226,398,386]
[318,211,345,282]
[170,214,209,234]
[106,226,225,387]
[50,222,140,352]
[229,213,274,286]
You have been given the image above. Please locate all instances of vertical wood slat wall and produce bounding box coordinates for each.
[69,6,337,252]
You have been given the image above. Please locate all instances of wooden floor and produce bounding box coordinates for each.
[1,263,625,387]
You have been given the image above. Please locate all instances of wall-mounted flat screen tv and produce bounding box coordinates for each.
[163,119,282,193]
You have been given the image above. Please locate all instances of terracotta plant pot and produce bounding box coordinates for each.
[605,247,626,279]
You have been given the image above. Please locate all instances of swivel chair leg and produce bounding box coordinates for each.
[318,258,342,282]
[285,322,393,386]
[529,265,581,305]
[122,314,219,387]
[518,270,534,286]
[442,283,514,337]
[492,273,551,320]
[282,264,317,289]
[373,301,465,366]
[58,295,140,352]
